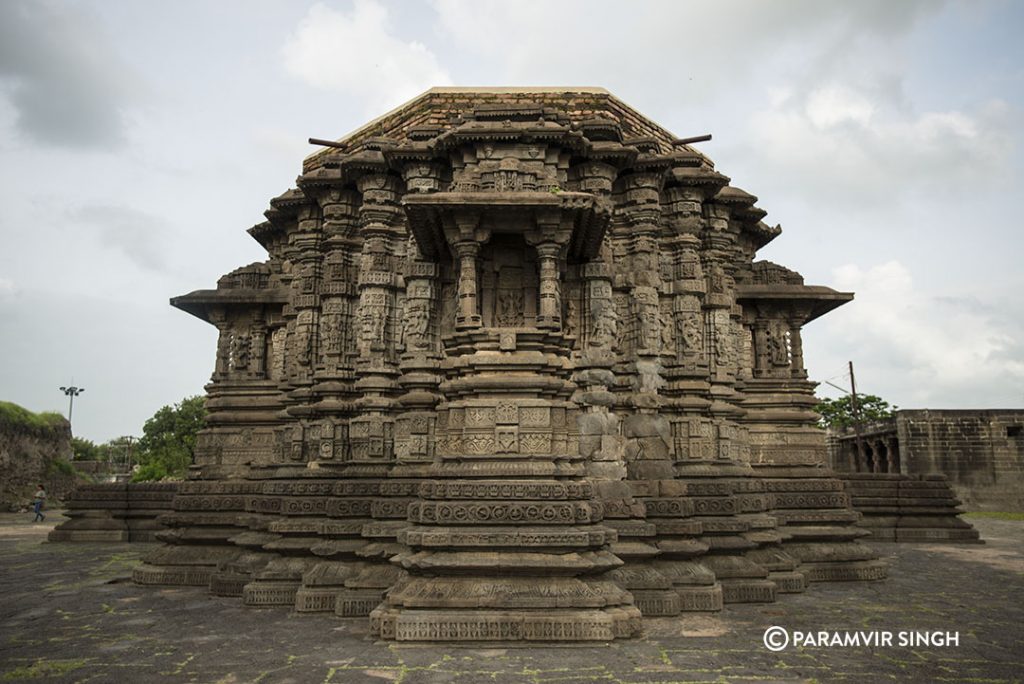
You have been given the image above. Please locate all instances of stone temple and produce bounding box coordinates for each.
[133,87,886,642]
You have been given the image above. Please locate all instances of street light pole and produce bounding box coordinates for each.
[59,385,85,423]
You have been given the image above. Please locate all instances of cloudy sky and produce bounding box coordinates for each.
[1,0,1022,443]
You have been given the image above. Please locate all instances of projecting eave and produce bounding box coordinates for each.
[736,284,854,324]
[170,289,289,322]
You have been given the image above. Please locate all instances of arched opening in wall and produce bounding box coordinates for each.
[479,234,539,328]
[875,440,889,473]
[864,443,876,473]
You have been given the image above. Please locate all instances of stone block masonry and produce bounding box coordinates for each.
[829,410,1024,511]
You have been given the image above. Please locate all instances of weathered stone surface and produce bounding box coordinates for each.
[840,473,982,543]
[48,483,178,543]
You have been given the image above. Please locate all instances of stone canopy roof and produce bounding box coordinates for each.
[303,87,699,172]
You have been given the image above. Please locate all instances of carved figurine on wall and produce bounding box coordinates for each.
[230,332,250,370]
[402,301,431,351]
[768,322,790,366]
[496,290,524,327]
[590,302,619,349]
[565,296,579,339]
[356,302,385,354]
[714,321,732,370]
[635,290,661,352]
[679,313,702,356]
[295,327,314,368]
[322,315,343,357]
[660,310,675,351]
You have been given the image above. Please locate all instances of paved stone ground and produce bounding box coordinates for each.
[1,513,1021,683]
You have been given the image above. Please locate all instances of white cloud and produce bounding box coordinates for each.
[744,86,1015,206]
[0,276,16,298]
[810,261,1024,407]
[806,85,875,129]
[282,1,451,114]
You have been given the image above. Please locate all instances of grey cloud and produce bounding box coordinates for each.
[0,1,139,148]
[431,0,944,111]
[69,205,169,272]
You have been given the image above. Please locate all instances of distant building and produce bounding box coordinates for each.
[828,410,1024,511]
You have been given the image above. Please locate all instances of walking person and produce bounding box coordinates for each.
[32,484,46,522]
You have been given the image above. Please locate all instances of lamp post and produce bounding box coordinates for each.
[59,385,85,423]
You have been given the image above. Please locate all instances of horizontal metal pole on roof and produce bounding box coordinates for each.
[673,134,712,145]
[309,137,346,149]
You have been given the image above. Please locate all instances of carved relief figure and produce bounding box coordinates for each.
[768,322,790,366]
[590,302,618,349]
[495,266,524,327]
[322,314,343,356]
[295,327,313,367]
[713,320,731,369]
[356,297,387,354]
[708,263,725,294]
[565,296,579,339]
[660,310,675,351]
[494,158,523,192]
[635,289,661,352]
[402,300,431,351]
[496,291,524,327]
[230,332,250,370]
[215,328,231,377]
[679,313,702,355]
[270,327,286,380]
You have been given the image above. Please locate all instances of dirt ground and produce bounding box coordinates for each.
[0,512,1021,683]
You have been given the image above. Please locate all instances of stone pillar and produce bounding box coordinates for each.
[886,436,900,474]
[855,439,866,472]
[454,240,482,330]
[535,242,562,330]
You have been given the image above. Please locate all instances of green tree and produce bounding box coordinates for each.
[132,396,206,482]
[813,394,896,430]
[70,436,102,461]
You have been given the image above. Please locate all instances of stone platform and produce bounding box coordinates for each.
[2,512,1020,682]
[841,474,982,543]
[47,483,178,543]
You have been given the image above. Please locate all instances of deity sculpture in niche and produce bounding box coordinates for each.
[495,275,525,327]
[679,312,702,356]
[713,318,732,370]
[565,296,579,339]
[635,288,662,352]
[660,309,675,351]
[294,327,313,368]
[322,315,343,357]
[356,298,387,354]
[270,327,286,379]
[401,300,431,351]
[768,322,790,367]
[230,332,250,370]
[481,235,537,328]
[590,301,619,349]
